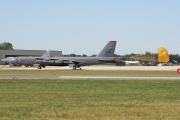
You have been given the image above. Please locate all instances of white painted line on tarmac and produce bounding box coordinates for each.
[58,76,180,80]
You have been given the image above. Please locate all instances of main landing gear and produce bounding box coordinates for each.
[72,65,81,70]
[37,66,42,69]
[37,65,45,69]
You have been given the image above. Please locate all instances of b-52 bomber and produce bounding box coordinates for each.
[1,57,16,66]
[35,41,122,70]
[2,50,50,67]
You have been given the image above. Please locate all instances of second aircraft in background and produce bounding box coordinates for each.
[3,50,50,67]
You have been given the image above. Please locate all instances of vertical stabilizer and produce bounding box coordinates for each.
[42,50,50,57]
[97,41,116,57]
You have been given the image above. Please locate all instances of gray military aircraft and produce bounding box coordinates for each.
[1,57,16,65]
[4,50,50,67]
[35,41,122,70]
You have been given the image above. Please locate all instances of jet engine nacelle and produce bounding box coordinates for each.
[36,60,49,64]
[49,60,63,65]
[36,60,43,63]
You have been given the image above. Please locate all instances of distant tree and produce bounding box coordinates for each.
[170,54,180,64]
[130,53,136,56]
[82,54,87,57]
[145,51,151,56]
[69,54,76,57]
[0,42,13,50]
[76,55,82,57]
[90,54,96,57]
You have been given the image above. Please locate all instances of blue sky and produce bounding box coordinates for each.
[1,0,180,55]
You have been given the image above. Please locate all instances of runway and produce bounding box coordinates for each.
[0,74,180,80]
[0,65,180,71]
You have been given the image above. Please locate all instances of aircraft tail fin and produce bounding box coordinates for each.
[97,41,116,57]
[42,50,50,57]
[158,47,169,62]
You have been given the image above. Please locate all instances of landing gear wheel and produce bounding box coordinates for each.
[37,66,42,69]
[73,66,76,70]
[77,66,81,70]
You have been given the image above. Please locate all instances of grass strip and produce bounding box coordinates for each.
[0,79,180,119]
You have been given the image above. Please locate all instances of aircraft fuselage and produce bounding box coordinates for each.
[37,57,116,66]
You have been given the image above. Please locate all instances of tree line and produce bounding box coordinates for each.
[122,52,180,64]
[0,42,13,50]
[1,42,180,64]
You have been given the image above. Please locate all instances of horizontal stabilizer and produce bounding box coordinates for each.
[42,50,50,57]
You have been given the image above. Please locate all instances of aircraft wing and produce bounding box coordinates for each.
[36,57,85,64]
[62,60,85,64]
[98,59,115,62]
[72,60,86,63]
[35,57,46,60]
[35,57,59,61]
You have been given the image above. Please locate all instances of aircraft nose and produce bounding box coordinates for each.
[10,59,16,64]
[1,59,6,65]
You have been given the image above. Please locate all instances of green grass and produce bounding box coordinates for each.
[0,69,180,76]
[0,79,180,119]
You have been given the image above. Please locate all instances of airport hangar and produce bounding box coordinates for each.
[0,49,62,64]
